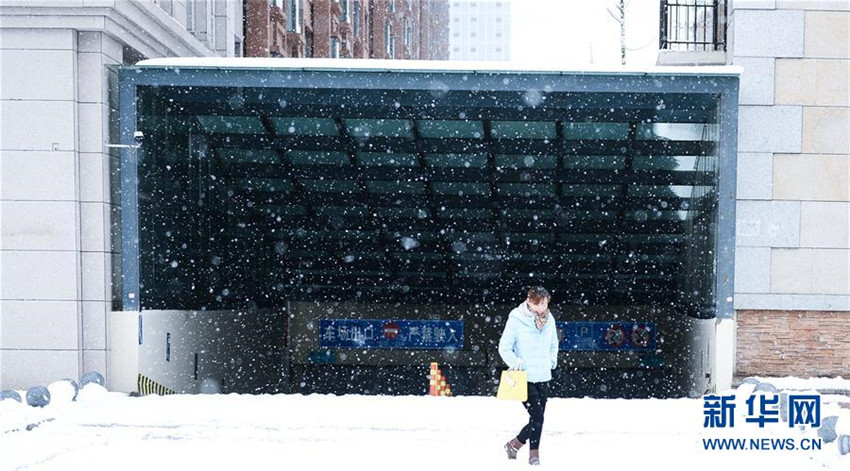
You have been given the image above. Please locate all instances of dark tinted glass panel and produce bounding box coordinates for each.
[135,84,720,314]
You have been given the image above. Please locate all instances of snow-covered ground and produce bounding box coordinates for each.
[1,380,848,471]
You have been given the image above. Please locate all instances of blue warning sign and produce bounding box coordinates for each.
[319,319,464,350]
[556,321,657,351]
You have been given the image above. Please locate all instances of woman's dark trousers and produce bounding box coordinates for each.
[517,381,548,449]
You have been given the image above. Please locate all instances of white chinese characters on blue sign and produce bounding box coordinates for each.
[319,319,463,350]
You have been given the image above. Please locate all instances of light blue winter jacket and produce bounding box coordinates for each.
[498,302,559,383]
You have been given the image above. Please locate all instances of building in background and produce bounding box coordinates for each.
[449,0,510,61]
[658,0,849,387]
[0,0,243,390]
[243,0,450,59]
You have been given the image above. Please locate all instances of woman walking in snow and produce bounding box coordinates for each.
[498,286,559,466]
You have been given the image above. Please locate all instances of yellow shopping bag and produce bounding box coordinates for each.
[496,369,528,401]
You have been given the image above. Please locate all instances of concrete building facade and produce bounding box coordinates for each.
[0,0,243,390]
[449,0,511,61]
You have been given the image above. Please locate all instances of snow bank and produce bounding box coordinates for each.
[0,377,847,470]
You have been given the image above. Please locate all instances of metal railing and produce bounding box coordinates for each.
[660,0,726,52]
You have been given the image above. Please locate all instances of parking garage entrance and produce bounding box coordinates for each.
[115,59,738,398]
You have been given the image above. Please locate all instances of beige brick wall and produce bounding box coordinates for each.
[737,310,850,377]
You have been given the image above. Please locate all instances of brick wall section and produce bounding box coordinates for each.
[737,310,850,377]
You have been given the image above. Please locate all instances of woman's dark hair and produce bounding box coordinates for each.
[527,286,551,303]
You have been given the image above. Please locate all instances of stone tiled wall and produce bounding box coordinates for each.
[732,1,850,313]
[737,310,850,377]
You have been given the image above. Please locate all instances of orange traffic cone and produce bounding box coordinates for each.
[429,363,436,395]
[429,362,454,397]
[429,362,442,396]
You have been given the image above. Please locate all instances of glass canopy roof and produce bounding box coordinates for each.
[121,63,737,318]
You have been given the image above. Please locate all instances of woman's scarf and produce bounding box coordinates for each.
[524,302,549,331]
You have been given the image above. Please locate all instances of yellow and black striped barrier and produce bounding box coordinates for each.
[137,374,175,396]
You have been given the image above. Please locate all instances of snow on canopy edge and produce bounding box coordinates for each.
[134,57,742,77]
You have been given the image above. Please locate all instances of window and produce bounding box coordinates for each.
[287,0,302,33]
[331,37,340,58]
[389,0,395,13]
[186,0,195,31]
[305,31,313,57]
[385,21,394,58]
[353,1,361,34]
[339,0,350,22]
[660,0,726,51]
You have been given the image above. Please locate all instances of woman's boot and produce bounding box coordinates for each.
[504,438,524,459]
[529,449,540,465]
